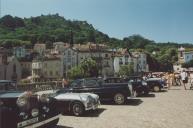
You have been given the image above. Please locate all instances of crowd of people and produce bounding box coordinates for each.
[143,70,193,90]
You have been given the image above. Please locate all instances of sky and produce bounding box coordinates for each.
[1,0,193,43]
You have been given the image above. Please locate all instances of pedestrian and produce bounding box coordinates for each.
[168,72,175,89]
[62,78,69,88]
[180,70,188,90]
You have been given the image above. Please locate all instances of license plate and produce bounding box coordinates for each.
[17,117,38,128]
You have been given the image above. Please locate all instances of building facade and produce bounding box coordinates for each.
[113,48,133,73]
[34,43,46,55]
[32,56,63,82]
[19,58,32,78]
[113,49,149,74]
[42,57,63,80]
[6,56,22,82]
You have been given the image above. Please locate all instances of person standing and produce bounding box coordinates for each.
[180,70,188,90]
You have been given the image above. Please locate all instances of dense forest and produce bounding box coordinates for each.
[0,14,193,71]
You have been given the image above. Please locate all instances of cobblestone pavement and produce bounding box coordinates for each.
[57,85,193,128]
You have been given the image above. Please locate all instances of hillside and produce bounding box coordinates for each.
[1,14,193,72]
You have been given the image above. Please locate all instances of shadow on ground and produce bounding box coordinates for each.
[168,88,181,90]
[62,108,106,117]
[152,90,168,93]
[137,93,155,98]
[101,99,143,106]
[82,108,106,117]
[126,99,143,106]
[55,125,73,128]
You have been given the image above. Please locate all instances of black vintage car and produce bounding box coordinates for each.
[0,80,60,128]
[124,76,150,96]
[57,78,134,105]
[146,78,167,92]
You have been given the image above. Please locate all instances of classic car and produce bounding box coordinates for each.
[57,78,134,105]
[0,80,60,128]
[124,76,150,96]
[36,90,100,116]
[55,92,100,116]
[146,77,167,92]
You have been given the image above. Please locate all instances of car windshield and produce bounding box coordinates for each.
[70,79,84,88]
[0,81,17,91]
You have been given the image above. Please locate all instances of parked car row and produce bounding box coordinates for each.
[0,76,167,127]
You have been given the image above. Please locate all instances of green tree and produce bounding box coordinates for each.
[118,63,134,77]
[68,66,83,79]
[80,58,98,77]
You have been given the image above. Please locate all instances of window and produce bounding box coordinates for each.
[44,63,47,67]
[68,51,71,56]
[71,80,83,87]
[13,64,16,73]
[105,54,108,58]
[56,71,59,76]
[119,58,123,64]
[50,71,53,76]
[85,80,97,87]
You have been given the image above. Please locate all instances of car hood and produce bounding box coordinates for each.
[54,92,98,101]
[0,91,25,98]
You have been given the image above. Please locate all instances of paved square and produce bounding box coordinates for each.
[57,86,193,128]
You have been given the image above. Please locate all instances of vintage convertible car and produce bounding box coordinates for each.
[36,90,100,116]
[0,80,60,128]
[55,92,100,116]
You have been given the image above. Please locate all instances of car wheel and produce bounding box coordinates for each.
[114,93,125,105]
[71,102,84,116]
[153,85,160,92]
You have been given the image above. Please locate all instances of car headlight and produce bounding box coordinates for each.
[17,96,28,107]
[19,112,28,120]
[42,106,50,113]
[31,108,39,117]
[39,94,50,103]
[142,81,147,86]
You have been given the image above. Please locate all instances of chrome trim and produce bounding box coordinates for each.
[23,114,61,128]
[85,103,99,111]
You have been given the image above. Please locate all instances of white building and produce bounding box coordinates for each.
[113,49,149,74]
[113,48,133,73]
[132,52,149,73]
[63,48,78,77]
[178,46,193,64]
[61,43,114,77]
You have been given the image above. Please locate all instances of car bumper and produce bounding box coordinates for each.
[85,100,100,111]
[20,114,61,128]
